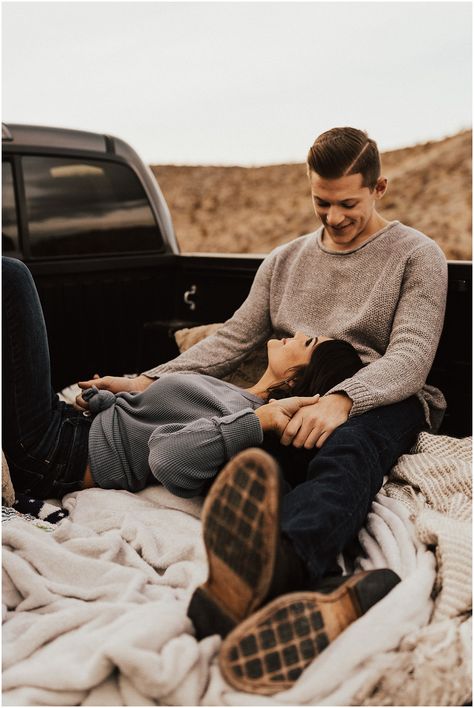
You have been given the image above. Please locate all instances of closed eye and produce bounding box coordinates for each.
[314,198,357,209]
[305,336,318,347]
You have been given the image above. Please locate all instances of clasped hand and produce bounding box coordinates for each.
[256,393,352,449]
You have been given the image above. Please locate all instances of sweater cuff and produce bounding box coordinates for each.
[81,386,116,414]
[215,409,264,459]
[325,379,375,417]
[142,365,165,378]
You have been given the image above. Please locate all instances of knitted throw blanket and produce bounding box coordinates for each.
[359,432,472,706]
[384,431,471,621]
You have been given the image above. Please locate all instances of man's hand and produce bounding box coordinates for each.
[74,374,154,412]
[280,393,353,449]
[255,395,320,436]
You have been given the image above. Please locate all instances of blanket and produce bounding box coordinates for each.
[2,433,471,706]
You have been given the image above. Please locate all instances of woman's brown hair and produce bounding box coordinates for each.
[267,339,365,400]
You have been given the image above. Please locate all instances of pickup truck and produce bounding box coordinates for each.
[2,122,471,438]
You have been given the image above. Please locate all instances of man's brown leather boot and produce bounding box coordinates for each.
[187,448,311,640]
[219,568,401,694]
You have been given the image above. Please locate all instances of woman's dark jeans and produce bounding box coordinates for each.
[2,257,91,498]
[263,395,426,583]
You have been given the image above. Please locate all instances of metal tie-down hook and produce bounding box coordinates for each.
[184,284,197,311]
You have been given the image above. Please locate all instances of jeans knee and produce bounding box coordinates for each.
[3,256,29,275]
[306,425,387,492]
[2,257,34,292]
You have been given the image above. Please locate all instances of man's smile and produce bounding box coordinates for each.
[327,222,352,232]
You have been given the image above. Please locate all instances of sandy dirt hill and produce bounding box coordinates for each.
[151,130,471,259]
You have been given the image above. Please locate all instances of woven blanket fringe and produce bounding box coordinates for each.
[359,616,472,706]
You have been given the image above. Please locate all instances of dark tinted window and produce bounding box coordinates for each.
[22,156,163,257]
[2,161,21,256]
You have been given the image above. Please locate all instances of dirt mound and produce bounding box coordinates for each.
[151,130,471,259]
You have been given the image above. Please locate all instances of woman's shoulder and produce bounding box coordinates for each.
[157,373,263,405]
[154,372,231,395]
[153,372,208,389]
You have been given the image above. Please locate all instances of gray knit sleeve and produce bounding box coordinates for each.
[142,251,278,380]
[326,242,448,420]
[148,409,263,498]
[81,386,116,414]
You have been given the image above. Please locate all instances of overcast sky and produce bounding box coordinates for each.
[2,1,472,165]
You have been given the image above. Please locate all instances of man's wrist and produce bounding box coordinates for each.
[326,392,353,413]
[137,374,154,390]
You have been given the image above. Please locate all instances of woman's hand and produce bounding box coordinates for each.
[74,374,154,411]
[255,395,320,436]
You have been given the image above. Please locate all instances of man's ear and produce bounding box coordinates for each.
[374,176,388,200]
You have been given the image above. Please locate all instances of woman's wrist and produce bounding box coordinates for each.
[255,404,276,432]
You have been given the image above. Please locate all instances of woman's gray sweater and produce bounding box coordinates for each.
[84,374,264,497]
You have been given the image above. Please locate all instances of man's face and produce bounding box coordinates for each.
[309,171,387,251]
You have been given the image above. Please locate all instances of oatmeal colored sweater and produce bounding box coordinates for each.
[144,221,448,430]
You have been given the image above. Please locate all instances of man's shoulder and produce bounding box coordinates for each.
[392,221,431,242]
[386,221,446,259]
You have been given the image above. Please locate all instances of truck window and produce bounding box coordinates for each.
[2,161,21,257]
[22,156,163,257]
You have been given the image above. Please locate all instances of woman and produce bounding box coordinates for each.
[2,257,363,500]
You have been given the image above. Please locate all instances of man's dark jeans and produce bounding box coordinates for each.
[263,396,426,583]
[2,257,91,498]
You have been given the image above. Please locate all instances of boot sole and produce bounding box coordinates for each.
[219,568,401,694]
[188,448,281,640]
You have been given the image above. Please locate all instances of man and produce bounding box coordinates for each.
[78,127,447,693]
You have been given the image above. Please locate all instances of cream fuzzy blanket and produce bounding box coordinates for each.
[2,433,471,706]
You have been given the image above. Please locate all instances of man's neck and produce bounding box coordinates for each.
[369,212,390,235]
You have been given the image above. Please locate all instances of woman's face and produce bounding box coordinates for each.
[267,331,333,380]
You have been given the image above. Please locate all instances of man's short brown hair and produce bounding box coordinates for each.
[307,127,381,190]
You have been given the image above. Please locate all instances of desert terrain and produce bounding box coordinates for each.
[151,130,471,260]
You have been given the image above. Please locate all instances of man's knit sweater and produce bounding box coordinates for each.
[144,221,448,429]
